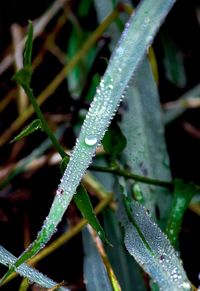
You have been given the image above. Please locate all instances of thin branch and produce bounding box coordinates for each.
[90,165,173,189]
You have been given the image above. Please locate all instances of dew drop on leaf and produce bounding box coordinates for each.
[84,136,97,146]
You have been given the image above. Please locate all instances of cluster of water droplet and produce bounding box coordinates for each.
[6,0,178,278]
[122,201,191,290]
[0,246,68,290]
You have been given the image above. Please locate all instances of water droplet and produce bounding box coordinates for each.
[180,282,191,290]
[84,136,97,146]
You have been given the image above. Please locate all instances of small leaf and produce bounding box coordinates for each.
[165,179,198,247]
[74,185,110,245]
[10,119,42,143]
[12,66,32,88]
[24,21,33,67]
[102,122,127,160]
[162,32,186,88]
[82,228,113,291]
[12,21,33,88]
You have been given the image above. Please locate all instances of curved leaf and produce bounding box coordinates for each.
[83,228,113,291]
[0,245,68,291]
[119,200,191,291]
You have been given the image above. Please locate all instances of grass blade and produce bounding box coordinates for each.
[120,58,172,221]
[0,246,68,291]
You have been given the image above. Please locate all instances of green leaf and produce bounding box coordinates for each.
[102,122,127,160]
[12,21,33,87]
[67,0,96,96]
[24,21,33,67]
[60,157,109,244]
[165,179,198,247]
[78,0,92,17]
[103,209,146,291]
[12,66,32,88]
[0,245,68,290]
[74,185,110,245]
[119,198,191,291]
[161,32,186,88]
[83,228,113,291]
[119,58,172,221]
[10,119,42,143]
[60,155,70,173]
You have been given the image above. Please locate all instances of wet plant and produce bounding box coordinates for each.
[0,0,199,290]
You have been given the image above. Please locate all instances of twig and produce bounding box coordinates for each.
[90,165,173,189]
[11,23,28,113]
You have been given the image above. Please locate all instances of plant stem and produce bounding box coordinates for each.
[24,85,66,159]
[90,165,173,189]
[0,8,121,147]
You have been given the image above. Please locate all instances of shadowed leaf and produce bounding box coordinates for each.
[10,119,42,143]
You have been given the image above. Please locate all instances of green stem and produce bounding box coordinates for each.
[90,165,173,189]
[24,85,67,159]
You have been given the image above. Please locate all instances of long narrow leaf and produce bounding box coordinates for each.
[120,58,172,220]
[0,246,68,291]
[82,228,113,291]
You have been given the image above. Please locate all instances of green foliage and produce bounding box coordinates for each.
[24,21,33,67]
[60,156,109,244]
[74,185,110,244]
[0,246,68,290]
[0,0,198,290]
[10,119,42,143]
[166,180,198,247]
[102,122,127,160]
[83,228,113,291]
[161,32,186,88]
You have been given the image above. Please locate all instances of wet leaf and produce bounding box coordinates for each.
[120,58,172,221]
[0,245,68,290]
[119,199,191,291]
[1,0,177,283]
